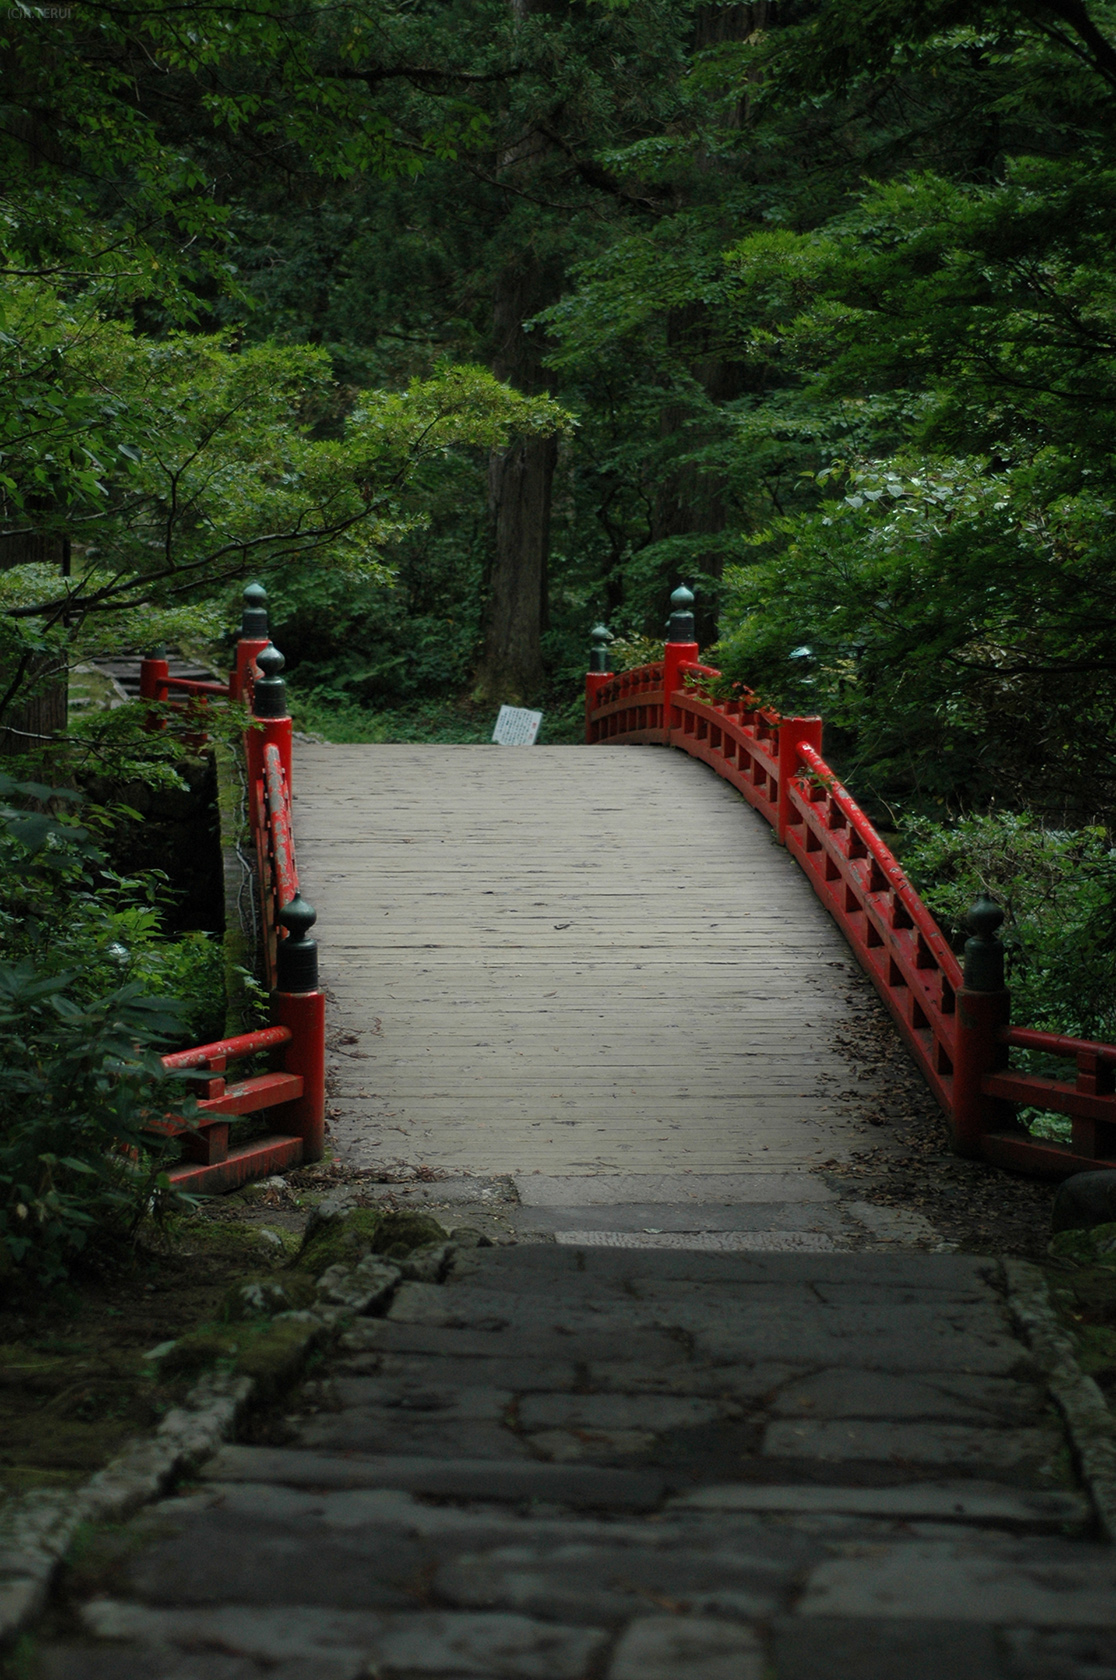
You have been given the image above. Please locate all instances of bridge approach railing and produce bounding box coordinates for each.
[585,587,1115,1182]
[139,585,325,1194]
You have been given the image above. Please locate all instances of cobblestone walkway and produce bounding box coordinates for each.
[31,1244,1116,1679]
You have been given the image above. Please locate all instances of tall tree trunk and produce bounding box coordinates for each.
[474,254,558,706]
[0,528,68,755]
[472,1,561,708]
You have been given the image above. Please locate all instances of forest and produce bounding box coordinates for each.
[2,0,1116,1275]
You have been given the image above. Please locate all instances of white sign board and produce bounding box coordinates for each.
[492,705,543,746]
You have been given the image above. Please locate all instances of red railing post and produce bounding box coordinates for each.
[952,896,1012,1155]
[585,623,614,743]
[662,586,699,739]
[230,581,270,705]
[777,716,823,844]
[139,648,169,730]
[271,895,326,1162]
[247,643,294,797]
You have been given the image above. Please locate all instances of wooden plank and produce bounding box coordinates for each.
[295,744,880,1176]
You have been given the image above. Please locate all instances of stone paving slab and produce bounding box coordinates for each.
[23,1245,1116,1680]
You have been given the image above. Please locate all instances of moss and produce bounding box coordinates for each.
[234,1318,324,1402]
[298,1207,387,1274]
[298,1205,449,1273]
[220,1273,317,1322]
[1074,1322,1116,1378]
[158,1331,242,1379]
[1049,1222,1116,1267]
[371,1210,448,1260]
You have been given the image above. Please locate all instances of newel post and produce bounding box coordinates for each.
[231,581,270,704]
[247,642,294,795]
[951,895,1012,1156]
[585,623,614,743]
[271,893,326,1163]
[662,585,699,740]
[139,645,169,729]
[776,716,823,845]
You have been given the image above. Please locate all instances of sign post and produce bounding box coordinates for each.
[492,705,543,745]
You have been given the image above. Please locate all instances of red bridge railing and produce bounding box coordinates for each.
[586,588,1115,1181]
[144,585,326,1195]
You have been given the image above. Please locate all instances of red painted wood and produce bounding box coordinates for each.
[980,1131,1116,1180]
[162,1025,292,1071]
[265,744,300,908]
[983,1070,1116,1126]
[139,655,169,701]
[584,670,615,742]
[952,988,1013,1156]
[271,989,326,1162]
[178,1122,230,1165]
[1004,1026,1116,1062]
[196,1070,304,1117]
[165,1133,304,1194]
[157,676,230,697]
[231,636,268,703]
[662,640,699,733]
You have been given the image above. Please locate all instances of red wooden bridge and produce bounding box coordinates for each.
[147,584,1115,1196]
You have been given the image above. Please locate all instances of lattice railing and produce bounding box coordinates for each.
[585,587,1115,1180]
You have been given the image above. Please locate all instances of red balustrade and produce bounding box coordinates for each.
[586,593,1116,1181]
[148,585,326,1194]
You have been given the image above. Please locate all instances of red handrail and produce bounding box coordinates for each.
[148,587,326,1195]
[586,632,1116,1181]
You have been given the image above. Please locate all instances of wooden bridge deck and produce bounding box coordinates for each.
[294,743,885,1179]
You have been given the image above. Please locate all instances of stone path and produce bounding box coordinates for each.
[30,1242,1116,1678]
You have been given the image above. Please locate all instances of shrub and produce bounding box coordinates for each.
[0,775,203,1283]
[900,811,1116,1044]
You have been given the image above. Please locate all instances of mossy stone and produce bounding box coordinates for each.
[1049,1221,1116,1266]
[221,1273,317,1322]
[235,1319,323,1401]
[297,1206,447,1274]
[371,1210,447,1260]
[298,1207,386,1275]
[159,1332,241,1379]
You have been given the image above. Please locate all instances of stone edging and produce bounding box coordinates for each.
[0,1234,438,1651]
[0,1285,356,1652]
[1002,1257,1116,1542]
[0,1368,256,1647]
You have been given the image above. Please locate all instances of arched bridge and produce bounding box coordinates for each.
[148,584,1116,1212]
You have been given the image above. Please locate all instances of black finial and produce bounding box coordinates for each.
[589,623,612,674]
[666,584,695,644]
[276,893,318,993]
[240,581,269,639]
[252,642,288,719]
[963,895,1006,991]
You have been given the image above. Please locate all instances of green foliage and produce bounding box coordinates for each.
[712,455,1116,813]
[900,811,1116,1044]
[0,772,226,1283]
[0,288,570,721]
[0,769,225,1043]
[0,959,188,1286]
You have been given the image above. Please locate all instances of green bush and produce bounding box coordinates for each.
[900,810,1116,1044]
[0,772,225,1044]
[0,774,213,1282]
[0,962,190,1285]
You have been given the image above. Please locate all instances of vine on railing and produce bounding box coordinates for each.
[140,585,326,1194]
[586,586,1116,1181]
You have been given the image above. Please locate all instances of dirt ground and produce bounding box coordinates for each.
[823,985,1057,1261]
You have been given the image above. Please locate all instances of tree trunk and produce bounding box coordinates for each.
[479,430,557,704]
[472,1,561,708]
